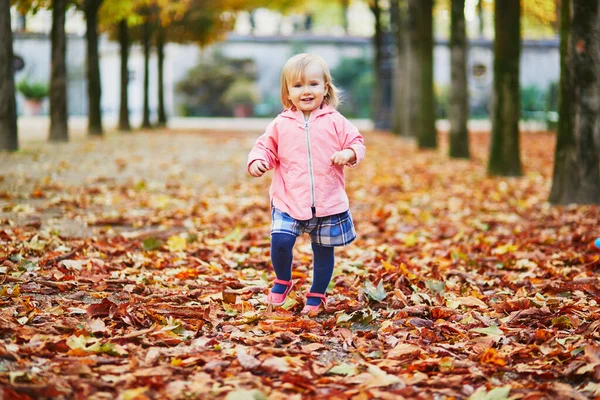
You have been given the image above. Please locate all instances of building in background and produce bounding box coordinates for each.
[10,5,559,124]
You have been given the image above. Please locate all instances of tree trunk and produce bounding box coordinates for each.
[549,0,600,204]
[157,24,166,127]
[0,0,18,151]
[49,0,68,142]
[407,0,420,138]
[370,0,385,129]
[553,0,560,34]
[17,10,26,32]
[340,0,349,34]
[417,0,436,149]
[390,0,409,136]
[141,19,151,129]
[449,0,469,158]
[118,19,131,131]
[85,0,103,136]
[477,0,484,38]
[488,0,521,176]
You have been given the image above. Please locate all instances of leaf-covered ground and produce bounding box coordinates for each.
[0,129,599,400]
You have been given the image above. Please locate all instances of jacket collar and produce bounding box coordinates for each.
[280,104,336,122]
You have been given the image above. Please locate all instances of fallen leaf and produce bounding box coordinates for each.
[388,343,422,359]
[364,279,387,302]
[327,363,359,376]
[470,325,504,337]
[166,235,187,252]
[236,345,260,370]
[225,389,267,400]
[469,385,510,400]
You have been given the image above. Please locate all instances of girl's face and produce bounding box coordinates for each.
[287,61,327,118]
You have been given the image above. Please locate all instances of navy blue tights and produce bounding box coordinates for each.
[271,233,334,306]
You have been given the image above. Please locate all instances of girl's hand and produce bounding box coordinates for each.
[249,160,269,177]
[330,149,356,166]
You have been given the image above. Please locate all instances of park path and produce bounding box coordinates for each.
[0,126,262,237]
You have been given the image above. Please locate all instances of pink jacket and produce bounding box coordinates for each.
[247,105,365,220]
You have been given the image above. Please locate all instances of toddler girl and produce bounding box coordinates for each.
[247,53,365,314]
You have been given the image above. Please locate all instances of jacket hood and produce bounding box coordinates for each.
[279,104,336,122]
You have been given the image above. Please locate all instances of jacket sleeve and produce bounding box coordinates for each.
[339,116,365,167]
[247,119,279,173]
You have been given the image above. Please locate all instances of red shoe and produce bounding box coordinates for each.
[267,279,294,306]
[301,292,327,315]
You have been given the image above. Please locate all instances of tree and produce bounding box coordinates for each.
[49,0,69,142]
[488,0,521,176]
[99,0,140,132]
[449,0,469,158]
[152,0,193,128]
[416,0,436,149]
[14,0,70,142]
[477,0,484,37]
[118,18,131,131]
[154,0,279,126]
[368,0,386,129]
[549,0,600,204]
[156,21,166,126]
[116,0,292,130]
[406,0,420,137]
[390,0,408,136]
[141,12,151,128]
[0,0,18,151]
[340,0,349,34]
[132,0,226,129]
[82,0,104,136]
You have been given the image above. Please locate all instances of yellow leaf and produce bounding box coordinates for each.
[492,243,518,255]
[399,263,417,280]
[171,358,183,367]
[154,195,171,209]
[11,284,20,298]
[402,233,418,247]
[382,261,394,272]
[120,387,149,400]
[166,236,187,252]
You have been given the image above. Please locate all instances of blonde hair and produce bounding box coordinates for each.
[280,53,341,110]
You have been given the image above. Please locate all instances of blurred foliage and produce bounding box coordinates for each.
[223,79,261,107]
[331,56,373,119]
[521,82,559,130]
[522,0,558,34]
[432,0,558,38]
[435,84,449,119]
[17,79,49,100]
[521,85,547,116]
[545,81,558,112]
[176,53,258,117]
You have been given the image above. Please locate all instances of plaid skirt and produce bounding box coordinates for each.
[271,207,356,247]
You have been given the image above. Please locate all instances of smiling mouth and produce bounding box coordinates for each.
[301,98,314,102]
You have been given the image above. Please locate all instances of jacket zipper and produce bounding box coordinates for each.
[304,114,316,209]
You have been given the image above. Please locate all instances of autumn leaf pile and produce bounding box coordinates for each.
[0,130,599,400]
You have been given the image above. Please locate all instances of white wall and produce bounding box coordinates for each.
[12,33,560,121]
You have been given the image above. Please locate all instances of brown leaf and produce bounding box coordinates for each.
[453,296,488,309]
[388,343,422,359]
[133,366,173,377]
[86,298,117,318]
[222,289,237,304]
[300,343,325,353]
[86,318,107,333]
[236,345,260,370]
[585,344,600,364]
[431,307,458,320]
